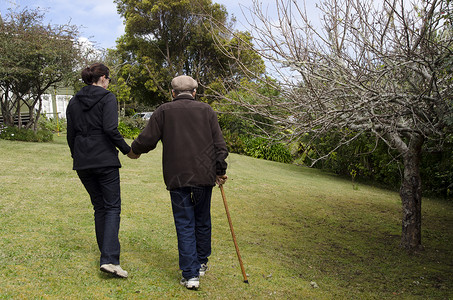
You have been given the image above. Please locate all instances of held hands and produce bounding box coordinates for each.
[127,149,140,159]
[216,174,228,186]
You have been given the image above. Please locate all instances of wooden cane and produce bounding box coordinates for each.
[219,184,249,283]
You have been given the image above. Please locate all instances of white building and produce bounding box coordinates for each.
[0,86,73,126]
[38,86,73,119]
[41,92,72,119]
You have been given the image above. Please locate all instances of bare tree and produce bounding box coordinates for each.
[211,0,453,251]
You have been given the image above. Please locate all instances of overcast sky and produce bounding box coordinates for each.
[0,0,320,50]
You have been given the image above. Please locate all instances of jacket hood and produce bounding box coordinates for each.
[75,85,110,111]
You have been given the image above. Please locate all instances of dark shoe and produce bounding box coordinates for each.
[180,277,200,289]
[100,264,128,278]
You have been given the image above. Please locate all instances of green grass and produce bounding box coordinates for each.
[0,134,452,299]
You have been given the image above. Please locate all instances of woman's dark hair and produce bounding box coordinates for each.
[81,63,110,85]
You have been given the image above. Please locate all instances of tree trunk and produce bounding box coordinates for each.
[1,86,15,126]
[0,98,12,126]
[17,98,22,128]
[399,134,424,251]
[33,97,42,132]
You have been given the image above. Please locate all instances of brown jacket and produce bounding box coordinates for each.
[131,94,228,190]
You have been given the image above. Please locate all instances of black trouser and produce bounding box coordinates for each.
[77,167,121,266]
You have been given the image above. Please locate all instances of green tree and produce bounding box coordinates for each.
[101,48,132,115]
[114,0,264,106]
[0,8,81,131]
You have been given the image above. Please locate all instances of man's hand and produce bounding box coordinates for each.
[216,174,228,186]
[127,149,140,159]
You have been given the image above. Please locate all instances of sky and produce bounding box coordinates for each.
[0,0,125,49]
[0,0,320,50]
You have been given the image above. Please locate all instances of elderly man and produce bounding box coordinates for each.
[129,75,228,289]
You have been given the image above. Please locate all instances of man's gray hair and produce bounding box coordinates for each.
[173,90,195,96]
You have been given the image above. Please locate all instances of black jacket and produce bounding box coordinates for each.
[66,85,130,170]
[131,94,228,190]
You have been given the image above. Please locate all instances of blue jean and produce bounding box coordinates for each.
[77,167,121,266]
[170,186,213,279]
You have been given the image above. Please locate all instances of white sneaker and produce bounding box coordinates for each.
[100,264,128,278]
[180,277,200,289]
[199,263,208,276]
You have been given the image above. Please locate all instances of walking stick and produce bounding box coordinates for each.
[219,184,249,284]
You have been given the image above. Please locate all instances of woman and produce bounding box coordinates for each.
[66,63,132,278]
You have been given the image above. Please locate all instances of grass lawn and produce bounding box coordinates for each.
[0,134,452,299]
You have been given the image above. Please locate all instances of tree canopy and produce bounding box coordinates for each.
[113,0,265,107]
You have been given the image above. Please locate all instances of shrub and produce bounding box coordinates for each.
[120,116,147,130]
[38,115,67,133]
[302,130,453,199]
[0,126,53,142]
[265,142,294,163]
[118,122,140,139]
[222,129,293,164]
[117,116,147,139]
[303,131,402,190]
[420,137,453,199]
[242,136,293,163]
[222,130,247,155]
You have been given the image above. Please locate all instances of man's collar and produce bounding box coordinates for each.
[173,94,195,101]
